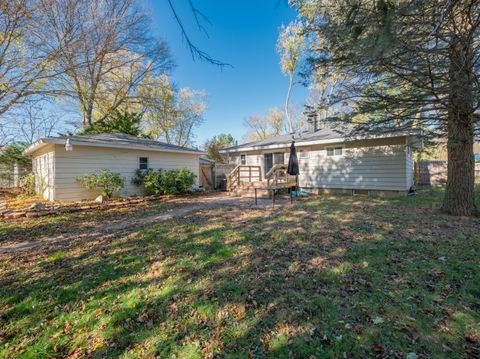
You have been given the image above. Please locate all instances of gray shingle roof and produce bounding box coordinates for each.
[222,124,422,152]
[199,157,215,165]
[222,124,352,151]
[25,133,204,155]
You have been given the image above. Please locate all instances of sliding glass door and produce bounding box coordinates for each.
[264,152,284,176]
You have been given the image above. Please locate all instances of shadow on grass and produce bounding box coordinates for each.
[1,189,480,358]
[0,202,171,244]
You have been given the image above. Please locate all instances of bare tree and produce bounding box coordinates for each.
[166,0,230,67]
[0,97,68,144]
[142,74,206,147]
[0,124,14,146]
[277,21,306,133]
[0,1,63,116]
[11,98,65,143]
[243,114,271,141]
[243,107,305,141]
[38,0,173,129]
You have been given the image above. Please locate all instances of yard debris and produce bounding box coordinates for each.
[95,195,105,203]
[29,202,45,211]
[1,189,479,357]
[4,211,26,219]
[0,195,169,219]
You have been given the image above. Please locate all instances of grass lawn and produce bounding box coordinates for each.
[1,189,479,358]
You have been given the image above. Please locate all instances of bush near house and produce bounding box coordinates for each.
[19,173,37,196]
[131,168,153,186]
[77,169,124,198]
[144,168,196,195]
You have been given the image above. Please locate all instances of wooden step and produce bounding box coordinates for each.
[230,187,293,198]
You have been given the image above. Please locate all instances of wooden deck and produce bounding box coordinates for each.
[254,182,297,207]
[227,164,297,202]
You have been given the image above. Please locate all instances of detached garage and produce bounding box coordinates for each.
[24,133,204,202]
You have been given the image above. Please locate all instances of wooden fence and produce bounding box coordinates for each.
[415,160,480,186]
[0,164,29,189]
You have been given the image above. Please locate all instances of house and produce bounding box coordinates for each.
[24,133,204,201]
[220,122,423,196]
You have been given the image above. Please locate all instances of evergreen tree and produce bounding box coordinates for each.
[79,111,144,137]
[204,134,237,163]
[293,0,480,215]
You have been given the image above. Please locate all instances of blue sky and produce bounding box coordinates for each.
[145,0,308,145]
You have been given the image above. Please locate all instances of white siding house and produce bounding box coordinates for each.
[221,125,423,196]
[24,133,203,202]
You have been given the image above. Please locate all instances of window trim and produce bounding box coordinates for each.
[273,152,285,165]
[325,145,345,157]
[138,156,149,170]
[240,153,247,165]
[263,151,285,176]
[298,150,309,159]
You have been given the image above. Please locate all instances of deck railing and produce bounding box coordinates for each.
[227,165,262,191]
[265,164,297,187]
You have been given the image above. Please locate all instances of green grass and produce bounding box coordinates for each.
[0,200,172,244]
[1,189,480,358]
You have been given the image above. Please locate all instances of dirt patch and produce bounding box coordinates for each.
[0,193,295,254]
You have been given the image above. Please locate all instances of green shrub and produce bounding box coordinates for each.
[144,168,196,196]
[19,172,37,196]
[77,169,124,198]
[131,168,153,186]
[175,167,197,193]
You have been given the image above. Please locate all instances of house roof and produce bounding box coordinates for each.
[220,125,423,153]
[24,133,204,155]
[199,157,215,165]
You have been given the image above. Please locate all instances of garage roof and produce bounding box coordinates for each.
[24,133,205,155]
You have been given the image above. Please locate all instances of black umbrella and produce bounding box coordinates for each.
[287,141,299,176]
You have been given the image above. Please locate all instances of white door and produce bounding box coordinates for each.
[33,153,54,201]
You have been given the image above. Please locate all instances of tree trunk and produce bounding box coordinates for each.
[441,36,477,216]
[285,73,294,134]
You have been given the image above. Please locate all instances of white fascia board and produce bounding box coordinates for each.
[220,138,344,153]
[23,139,49,155]
[24,138,205,156]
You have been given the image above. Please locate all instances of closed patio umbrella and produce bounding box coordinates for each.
[287,141,299,201]
[287,141,299,176]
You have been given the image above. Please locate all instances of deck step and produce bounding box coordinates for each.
[229,180,297,198]
[230,187,293,198]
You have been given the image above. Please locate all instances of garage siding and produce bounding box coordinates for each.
[53,145,200,201]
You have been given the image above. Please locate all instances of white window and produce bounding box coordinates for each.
[240,154,246,165]
[299,150,309,159]
[326,146,344,157]
[228,155,236,164]
[139,157,149,170]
